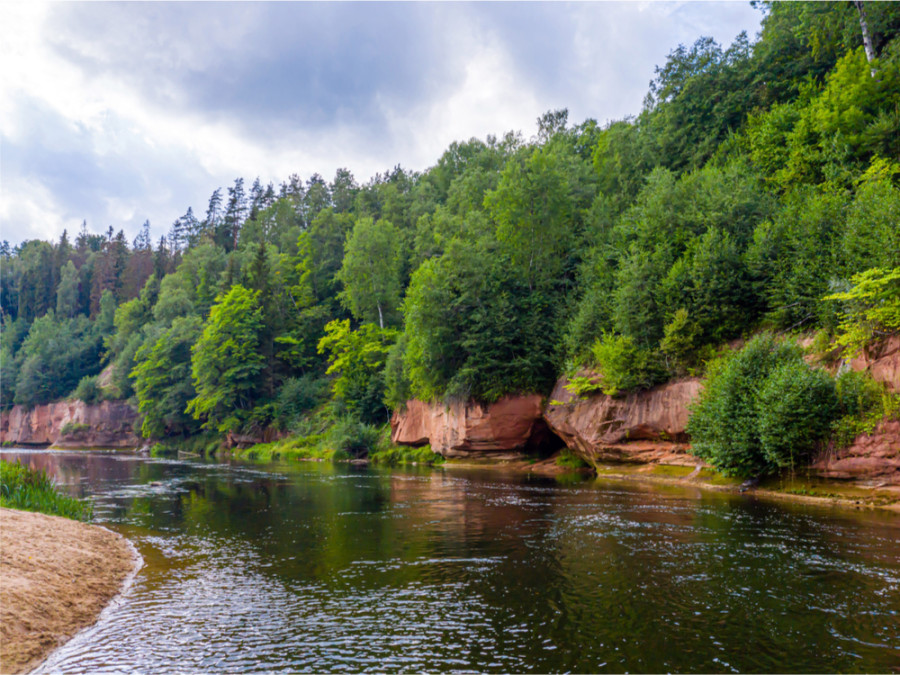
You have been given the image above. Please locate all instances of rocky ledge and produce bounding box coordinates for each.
[390,395,561,459]
[812,419,900,485]
[391,379,704,465]
[543,376,704,468]
[0,400,140,449]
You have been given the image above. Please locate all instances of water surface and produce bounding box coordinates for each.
[3,449,898,673]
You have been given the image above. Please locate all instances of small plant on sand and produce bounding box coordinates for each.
[0,459,93,521]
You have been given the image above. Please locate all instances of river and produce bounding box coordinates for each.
[2,449,898,673]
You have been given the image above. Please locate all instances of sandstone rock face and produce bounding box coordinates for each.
[850,335,900,393]
[390,395,556,459]
[811,419,900,485]
[0,400,139,449]
[543,376,704,467]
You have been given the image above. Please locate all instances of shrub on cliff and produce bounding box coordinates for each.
[688,334,838,478]
[825,267,900,357]
[72,375,104,404]
[830,369,900,448]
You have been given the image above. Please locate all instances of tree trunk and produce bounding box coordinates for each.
[854,1,876,75]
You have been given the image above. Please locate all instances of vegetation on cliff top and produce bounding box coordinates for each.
[1,3,898,471]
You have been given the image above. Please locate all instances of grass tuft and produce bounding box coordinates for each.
[0,459,93,521]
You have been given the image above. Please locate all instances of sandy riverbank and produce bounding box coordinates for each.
[0,508,137,674]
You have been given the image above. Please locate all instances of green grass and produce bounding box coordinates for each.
[555,449,590,469]
[231,424,445,467]
[369,444,444,466]
[694,468,742,486]
[648,464,697,478]
[231,435,341,462]
[0,459,93,521]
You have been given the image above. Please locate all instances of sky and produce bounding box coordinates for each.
[0,1,764,247]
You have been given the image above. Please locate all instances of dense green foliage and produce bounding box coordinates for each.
[0,459,93,521]
[1,2,898,471]
[826,267,900,356]
[687,335,839,477]
[688,333,898,478]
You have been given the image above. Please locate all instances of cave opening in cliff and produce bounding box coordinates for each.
[524,420,567,459]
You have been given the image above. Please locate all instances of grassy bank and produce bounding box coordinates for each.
[228,422,444,467]
[0,459,93,521]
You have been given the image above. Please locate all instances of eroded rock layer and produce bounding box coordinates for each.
[850,335,900,393]
[0,400,139,449]
[543,376,704,467]
[390,395,553,459]
[811,419,900,485]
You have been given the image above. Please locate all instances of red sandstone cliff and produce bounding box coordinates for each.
[812,419,900,485]
[849,335,900,393]
[543,376,705,467]
[389,380,704,464]
[390,333,899,480]
[390,395,556,459]
[0,400,140,449]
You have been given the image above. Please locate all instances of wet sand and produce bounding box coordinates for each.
[0,508,137,674]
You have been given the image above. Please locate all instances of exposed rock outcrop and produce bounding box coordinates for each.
[543,376,704,467]
[391,335,899,478]
[811,419,900,485]
[849,335,900,393]
[390,395,559,459]
[0,400,139,449]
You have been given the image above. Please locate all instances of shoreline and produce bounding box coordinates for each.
[441,456,900,514]
[5,442,898,515]
[0,508,140,674]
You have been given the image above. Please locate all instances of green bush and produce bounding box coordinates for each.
[757,360,838,470]
[0,459,93,521]
[589,332,666,396]
[688,334,839,478]
[60,422,90,436]
[831,370,900,447]
[72,374,104,405]
[273,375,329,432]
[324,418,382,458]
[835,369,883,419]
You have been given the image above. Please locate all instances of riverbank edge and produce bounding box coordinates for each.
[6,441,897,514]
[441,455,900,514]
[0,508,142,675]
[219,438,900,514]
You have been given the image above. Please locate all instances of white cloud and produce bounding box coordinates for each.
[0,174,69,243]
[0,1,764,246]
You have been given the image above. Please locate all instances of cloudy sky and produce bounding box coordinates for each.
[0,1,763,246]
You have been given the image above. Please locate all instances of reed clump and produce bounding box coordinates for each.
[0,459,93,521]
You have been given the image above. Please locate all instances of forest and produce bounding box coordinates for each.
[2,2,899,474]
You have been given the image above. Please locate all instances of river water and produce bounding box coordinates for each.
[3,449,898,673]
